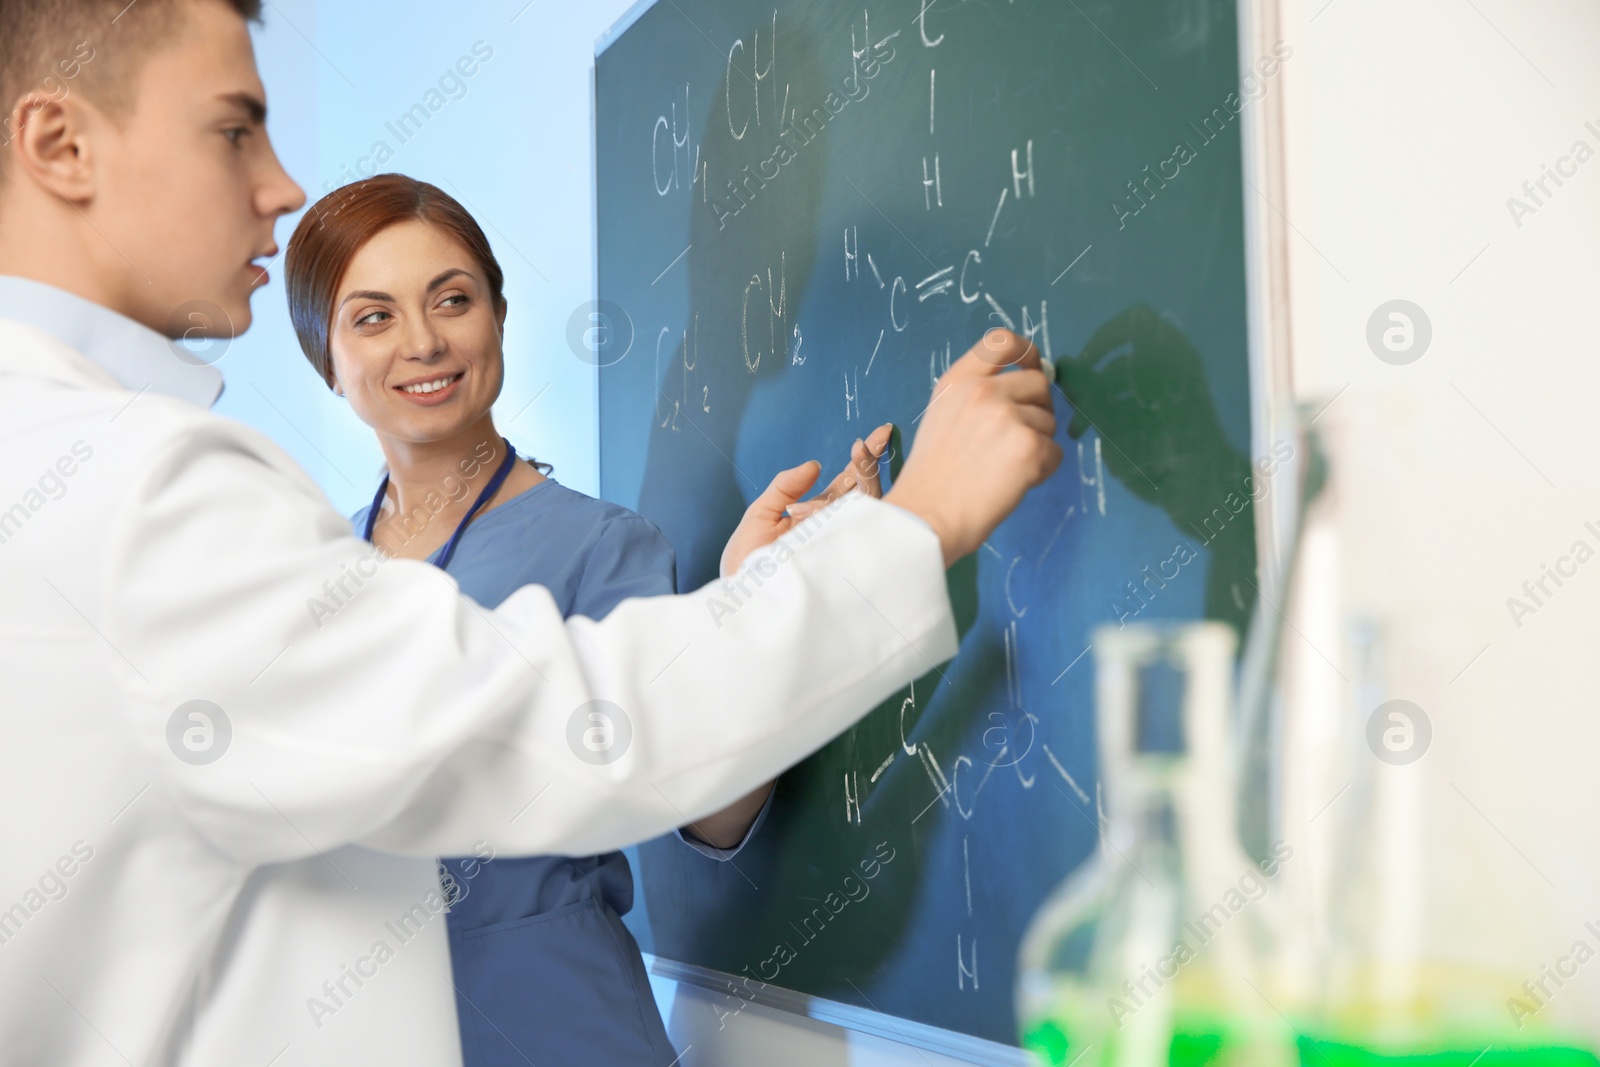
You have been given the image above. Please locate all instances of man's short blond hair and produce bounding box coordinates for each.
[0,0,262,174]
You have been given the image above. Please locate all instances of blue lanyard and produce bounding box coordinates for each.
[362,437,518,570]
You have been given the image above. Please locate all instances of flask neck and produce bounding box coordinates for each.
[1124,765,1252,903]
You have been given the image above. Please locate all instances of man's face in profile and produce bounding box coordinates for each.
[69,0,304,337]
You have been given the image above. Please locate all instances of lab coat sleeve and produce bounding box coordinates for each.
[103,422,957,866]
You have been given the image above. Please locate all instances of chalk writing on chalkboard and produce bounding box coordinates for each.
[598,0,1257,1047]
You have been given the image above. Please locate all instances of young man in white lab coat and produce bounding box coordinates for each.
[0,1,1061,1064]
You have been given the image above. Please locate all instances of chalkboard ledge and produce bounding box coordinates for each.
[643,954,1034,1066]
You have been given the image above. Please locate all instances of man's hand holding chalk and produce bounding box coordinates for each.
[884,328,1063,567]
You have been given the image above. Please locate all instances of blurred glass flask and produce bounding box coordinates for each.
[1018,622,1296,1066]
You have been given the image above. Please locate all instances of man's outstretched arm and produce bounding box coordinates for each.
[106,331,1058,866]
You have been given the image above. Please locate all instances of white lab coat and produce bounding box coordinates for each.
[0,317,958,1066]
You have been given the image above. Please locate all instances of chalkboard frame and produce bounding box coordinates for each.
[585,0,1306,1056]
[645,954,1035,1066]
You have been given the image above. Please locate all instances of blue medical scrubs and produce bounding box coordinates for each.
[354,475,768,1067]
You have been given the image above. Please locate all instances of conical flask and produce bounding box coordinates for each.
[1017,622,1296,1066]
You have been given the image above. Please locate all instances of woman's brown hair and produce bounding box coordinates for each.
[285,173,506,388]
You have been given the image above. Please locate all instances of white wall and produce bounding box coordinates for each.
[1274,0,1600,1044]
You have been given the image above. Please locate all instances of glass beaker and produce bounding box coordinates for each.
[1018,622,1296,1066]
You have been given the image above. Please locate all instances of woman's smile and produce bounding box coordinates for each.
[394,369,466,406]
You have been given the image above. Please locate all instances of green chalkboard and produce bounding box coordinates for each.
[595,0,1262,1048]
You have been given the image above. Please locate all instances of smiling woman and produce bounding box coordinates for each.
[284,176,546,561]
[282,173,823,1065]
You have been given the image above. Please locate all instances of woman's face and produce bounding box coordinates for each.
[328,220,506,444]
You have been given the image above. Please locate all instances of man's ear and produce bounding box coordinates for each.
[7,90,99,203]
